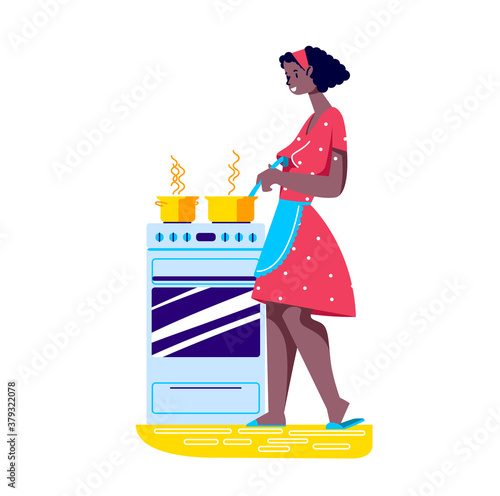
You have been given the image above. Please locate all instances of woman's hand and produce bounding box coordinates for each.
[256,149,347,198]
[256,165,280,192]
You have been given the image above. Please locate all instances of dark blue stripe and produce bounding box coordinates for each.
[152,304,260,355]
[169,387,242,390]
[168,319,261,357]
[153,276,256,282]
[152,287,252,332]
[151,287,195,307]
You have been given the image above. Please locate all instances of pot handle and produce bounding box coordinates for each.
[249,156,289,197]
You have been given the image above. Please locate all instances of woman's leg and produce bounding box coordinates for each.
[282,306,349,423]
[254,301,297,425]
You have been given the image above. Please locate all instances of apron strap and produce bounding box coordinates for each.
[255,200,310,277]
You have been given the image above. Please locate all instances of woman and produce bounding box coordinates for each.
[248,46,363,429]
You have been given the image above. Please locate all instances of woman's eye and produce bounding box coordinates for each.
[295,73,298,78]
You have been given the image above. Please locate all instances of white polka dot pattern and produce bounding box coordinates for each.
[252,123,355,318]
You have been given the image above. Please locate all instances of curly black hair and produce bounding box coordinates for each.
[279,46,350,93]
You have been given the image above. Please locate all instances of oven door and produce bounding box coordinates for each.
[151,258,262,358]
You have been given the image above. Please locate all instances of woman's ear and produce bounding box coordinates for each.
[306,66,313,77]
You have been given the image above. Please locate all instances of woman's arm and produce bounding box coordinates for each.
[256,148,348,198]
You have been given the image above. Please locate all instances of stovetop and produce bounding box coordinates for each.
[147,223,265,249]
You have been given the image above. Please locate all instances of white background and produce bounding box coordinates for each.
[1,0,500,495]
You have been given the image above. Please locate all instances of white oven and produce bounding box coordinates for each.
[146,223,266,425]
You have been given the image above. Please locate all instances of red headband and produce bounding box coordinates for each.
[292,49,309,70]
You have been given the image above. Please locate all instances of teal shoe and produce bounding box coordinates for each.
[246,420,286,427]
[326,418,364,429]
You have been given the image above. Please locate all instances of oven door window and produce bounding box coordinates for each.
[151,287,261,357]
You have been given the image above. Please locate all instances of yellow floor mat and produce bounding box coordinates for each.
[136,424,372,458]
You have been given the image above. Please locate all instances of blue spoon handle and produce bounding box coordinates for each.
[249,156,288,197]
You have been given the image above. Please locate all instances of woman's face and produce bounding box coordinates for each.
[283,61,316,95]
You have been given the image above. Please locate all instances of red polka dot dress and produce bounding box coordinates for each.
[252,107,355,317]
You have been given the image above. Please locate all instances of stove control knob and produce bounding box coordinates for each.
[221,232,229,242]
[155,232,164,242]
[183,233,191,242]
[169,232,178,242]
[249,233,257,243]
[235,232,243,242]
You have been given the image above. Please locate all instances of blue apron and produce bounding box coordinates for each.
[254,199,311,278]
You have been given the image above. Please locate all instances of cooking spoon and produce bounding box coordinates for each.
[249,157,289,197]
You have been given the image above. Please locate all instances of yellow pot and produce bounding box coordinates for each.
[205,196,257,222]
[155,196,199,222]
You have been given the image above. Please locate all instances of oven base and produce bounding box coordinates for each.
[136,424,372,458]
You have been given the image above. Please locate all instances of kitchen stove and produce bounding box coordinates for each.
[146,222,266,425]
[139,221,373,458]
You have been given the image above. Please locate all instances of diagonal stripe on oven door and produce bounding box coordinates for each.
[152,287,208,310]
[152,305,260,355]
[153,316,260,357]
[152,291,259,343]
[152,287,253,331]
